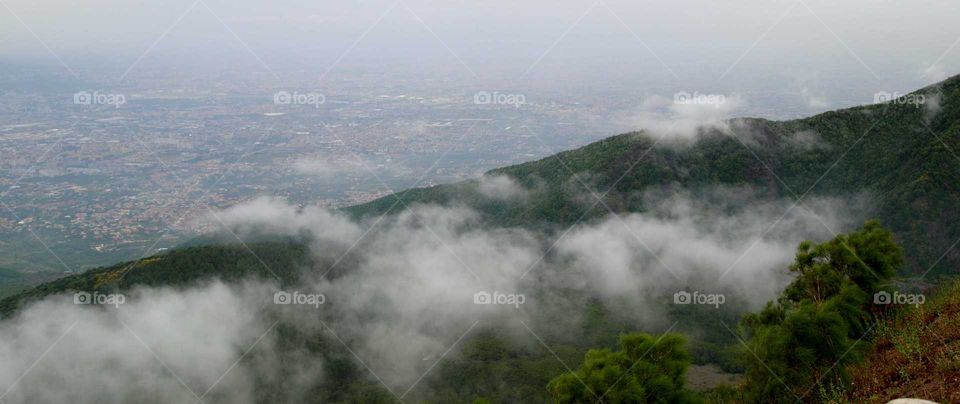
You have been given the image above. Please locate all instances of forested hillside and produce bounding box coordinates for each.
[349,75,960,277]
[2,76,959,403]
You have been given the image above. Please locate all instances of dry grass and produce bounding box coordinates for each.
[846,280,960,403]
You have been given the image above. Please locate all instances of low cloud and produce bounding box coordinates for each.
[554,187,863,305]
[924,91,943,121]
[476,175,529,201]
[619,93,746,143]
[0,281,291,403]
[922,63,949,83]
[292,156,371,178]
[0,185,868,401]
[201,196,363,248]
[800,86,829,109]
[784,130,827,150]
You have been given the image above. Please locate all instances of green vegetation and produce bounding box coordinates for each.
[0,267,60,299]
[2,77,959,402]
[738,220,902,403]
[0,241,314,316]
[541,221,922,404]
[547,332,698,403]
[542,221,959,403]
[349,76,960,278]
[845,278,960,403]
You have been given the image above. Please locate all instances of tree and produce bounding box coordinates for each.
[740,220,903,403]
[547,333,698,404]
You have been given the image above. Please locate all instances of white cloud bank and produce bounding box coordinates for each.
[0,183,868,402]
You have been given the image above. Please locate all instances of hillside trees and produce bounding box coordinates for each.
[547,332,699,404]
[739,220,903,403]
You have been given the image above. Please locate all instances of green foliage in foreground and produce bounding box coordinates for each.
[0,214,932,401]
[544,221,908,404]
[739,220,903,403]
[547,333,699,404]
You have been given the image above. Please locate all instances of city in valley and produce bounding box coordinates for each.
[0,66,656,273]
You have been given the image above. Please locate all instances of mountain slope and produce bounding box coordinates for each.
[6,76,958,313]
[0,241,312,316]
[0,76,958,404]
[348,75,960,277]
[846,278,960,403]
[5,76,959,317]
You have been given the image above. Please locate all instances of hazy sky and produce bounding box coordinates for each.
[1,0,958,110]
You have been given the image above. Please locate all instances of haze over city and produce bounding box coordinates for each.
[1,1,960,403]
